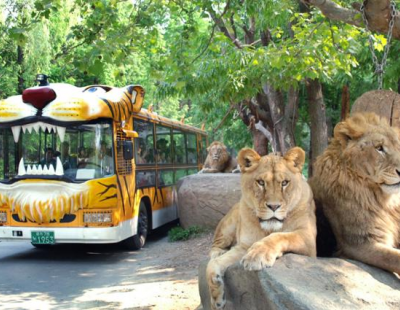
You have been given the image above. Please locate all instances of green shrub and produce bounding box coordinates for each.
[168,225,205,242]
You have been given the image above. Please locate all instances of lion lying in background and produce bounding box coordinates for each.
[199,141,238,173]
[207,147,317,309]
[310,113,400,275]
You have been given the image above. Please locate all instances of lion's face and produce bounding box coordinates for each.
[238,147,305,231]
[207,142,227,161]
[334,113,400,195]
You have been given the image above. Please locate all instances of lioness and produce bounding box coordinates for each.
[206,147,317,309]
[199,141,238,173]
[310,113,400,275]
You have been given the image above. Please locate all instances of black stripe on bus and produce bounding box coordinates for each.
[116,176,125,215]
[123,91,134,111]
[120,100,127,120]
[123,175,132,209]
[100,194,117,202]
[101,99,115,118]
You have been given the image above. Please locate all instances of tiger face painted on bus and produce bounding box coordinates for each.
[0,81,144,243]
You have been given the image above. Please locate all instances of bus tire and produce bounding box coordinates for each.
[124,201,148,250]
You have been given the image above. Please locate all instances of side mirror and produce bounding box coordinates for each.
[123,140,134,160]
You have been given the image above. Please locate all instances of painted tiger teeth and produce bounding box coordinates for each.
[11,122,66,143]
[17,157,64,176]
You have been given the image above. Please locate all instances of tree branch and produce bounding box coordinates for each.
[208,1,244,49]
[303,0,400,40]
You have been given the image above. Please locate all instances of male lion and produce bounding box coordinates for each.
[206,147,317,309]
[199,141,238,173]
[310,113,400,275]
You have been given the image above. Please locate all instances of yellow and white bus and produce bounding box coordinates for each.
[0,77,207,249]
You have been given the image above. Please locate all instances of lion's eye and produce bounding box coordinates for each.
[376,145,385,154]
[282,180,289,187]
[256,180,265,186]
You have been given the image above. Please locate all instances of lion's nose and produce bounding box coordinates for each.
[266,204,281,211]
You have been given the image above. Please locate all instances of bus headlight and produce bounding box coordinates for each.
[83,212,112,223]
[0,211,7,223]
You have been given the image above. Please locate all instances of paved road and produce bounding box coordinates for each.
[0,228,206,310]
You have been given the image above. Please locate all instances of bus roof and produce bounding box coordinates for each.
[135,108,207,135]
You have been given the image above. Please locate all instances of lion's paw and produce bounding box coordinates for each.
[240,243,278,271]
[208,272,226,310]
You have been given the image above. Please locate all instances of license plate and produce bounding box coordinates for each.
[31,231,55,244]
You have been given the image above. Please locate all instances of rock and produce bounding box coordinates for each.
[351,90,400,127]
[177,173,241,229]
[199,254,400,310]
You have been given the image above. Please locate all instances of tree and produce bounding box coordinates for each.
[153,0,361,161]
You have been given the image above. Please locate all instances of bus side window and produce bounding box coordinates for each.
[172,129,187,164]
[156,125,172,164]
[186,134,198,164]
[134,119,155,164]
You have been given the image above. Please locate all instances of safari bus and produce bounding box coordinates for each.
[0,75,207,250]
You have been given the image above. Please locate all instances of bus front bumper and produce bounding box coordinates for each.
[0,218,137,244]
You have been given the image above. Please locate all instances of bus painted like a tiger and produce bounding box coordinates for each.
[0,78,207,249]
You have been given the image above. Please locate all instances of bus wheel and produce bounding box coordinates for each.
[124,202,148,250]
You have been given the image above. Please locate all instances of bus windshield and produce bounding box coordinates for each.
[0,120,114,183]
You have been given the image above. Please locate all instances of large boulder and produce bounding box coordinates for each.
[199,254,400,310]
[177,173,241,229]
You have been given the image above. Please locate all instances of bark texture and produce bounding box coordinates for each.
[306,79,328,177]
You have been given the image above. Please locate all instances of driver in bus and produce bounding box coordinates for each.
[90,141,114,175]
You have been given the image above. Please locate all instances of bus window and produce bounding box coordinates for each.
[186,134,198,164]
[134,119,155,164]
[0,130,17,180]
[156,125,172,164]
[172,129,186,164]
[136,171,156,188]
[158,170,174,187]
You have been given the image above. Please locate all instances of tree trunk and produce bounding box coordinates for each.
[306,79,328,177]
[17,45,24,94]
[252,129,268,156]
[341,84,350,120]
[262,83,297,154]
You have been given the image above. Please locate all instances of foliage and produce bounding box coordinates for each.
[1,0,400,154]
[168,225,206,242]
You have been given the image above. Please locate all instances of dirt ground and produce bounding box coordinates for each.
[127,230,213,310]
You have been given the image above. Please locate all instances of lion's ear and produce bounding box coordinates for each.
[238,148,261,172]
[284,147,305,173]
[333,121,363,148]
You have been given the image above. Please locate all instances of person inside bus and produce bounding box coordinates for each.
[136,143,147,164]
[61,141,77,171]
[89,141,114,175]
[41,147,57,168]
[77,147,89,168]
[156,138,170,164]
